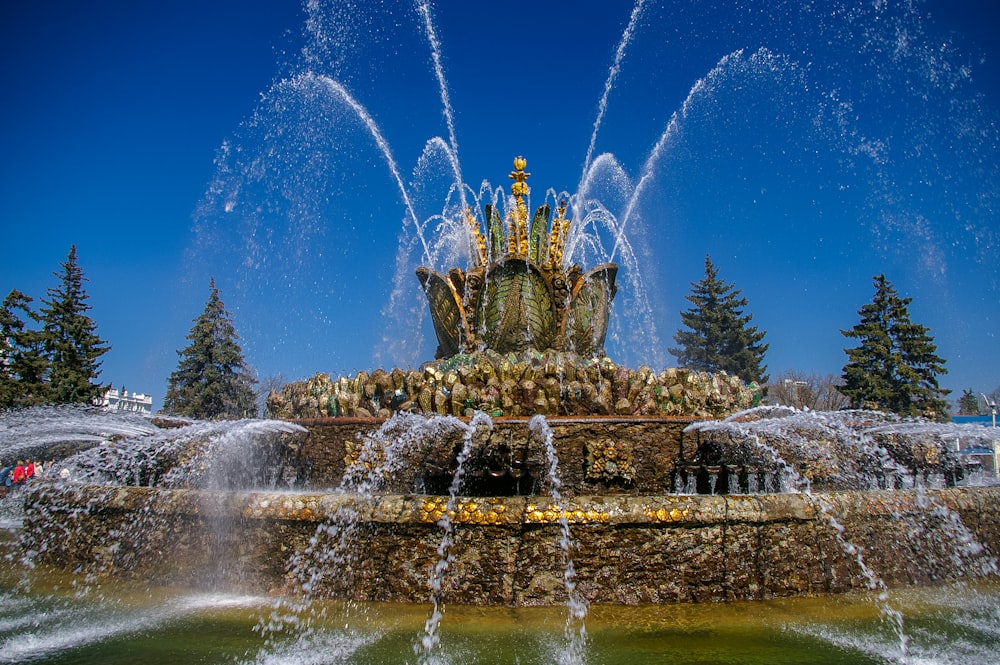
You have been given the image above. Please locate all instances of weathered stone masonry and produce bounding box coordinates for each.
[23,484,1000,605]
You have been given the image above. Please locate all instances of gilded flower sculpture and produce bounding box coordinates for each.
[417,157,618,358]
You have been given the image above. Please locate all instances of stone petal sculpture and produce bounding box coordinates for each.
[476,258,557,352]
[415,267,467,357]
[417,157,618,358]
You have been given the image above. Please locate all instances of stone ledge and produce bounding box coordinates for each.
[31,482,1000,527]
[23,483,1000,604]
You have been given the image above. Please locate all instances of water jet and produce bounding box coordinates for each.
[5,0,1000,660]
[6,160,1000,664]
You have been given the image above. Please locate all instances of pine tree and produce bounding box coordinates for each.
[669,255,769,385]
[163,278,257,419]
[1,290,50,407]
[38,246,110,405]
[840,274,949,420]
[957,389,981,415]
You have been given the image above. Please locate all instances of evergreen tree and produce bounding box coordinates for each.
[957,389,981,415]
[669,255,769,385]
[38,246,110,405]
[840,274,949,420]
[1,290,49,407]
[163,278,257,419]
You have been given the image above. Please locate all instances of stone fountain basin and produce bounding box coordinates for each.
[23,482,1000,606]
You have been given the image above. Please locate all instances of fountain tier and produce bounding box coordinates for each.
[24,483,1000,605]
[19,409,1000,606]
[266,352,761,420]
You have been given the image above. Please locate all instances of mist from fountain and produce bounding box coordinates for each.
[3,0,1000,661]
[0,406,308,544]
[187,0,998,384]
[251,412,464,657]
[2,403,999,661]
[685,406,1000,492]
[417,412,486,662]
[0,405,160,464]
[685,406,1000,660]
[50,417,305,492]
[530,415,589,665]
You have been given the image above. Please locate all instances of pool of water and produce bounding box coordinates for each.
[1,554,997,665]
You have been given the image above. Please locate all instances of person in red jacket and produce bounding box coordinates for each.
[24,461,35,479]
[11,462,26,484]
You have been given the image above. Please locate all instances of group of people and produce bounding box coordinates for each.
[0,459,43,494]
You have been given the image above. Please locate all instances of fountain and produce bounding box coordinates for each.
[4,384,1000,661]
[6,161,999,638]
[3,0,1000,661]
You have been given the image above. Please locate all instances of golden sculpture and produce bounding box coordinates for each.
[417,157,618,358]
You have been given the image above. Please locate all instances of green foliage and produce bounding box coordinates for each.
[1,290,48,407]
[163,278,257,419]
[669,255,769,385]
[957,389,981,415]
[840,274,949,420]
[38,246,111,405]
[2,246,109,407]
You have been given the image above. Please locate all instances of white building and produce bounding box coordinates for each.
[100,387,153,415]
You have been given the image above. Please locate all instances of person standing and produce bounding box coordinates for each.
[0,463,12,492]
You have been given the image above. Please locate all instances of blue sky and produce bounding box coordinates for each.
[2,0,998,411]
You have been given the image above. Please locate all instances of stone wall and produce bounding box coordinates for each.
[22,484,1000,605]
[298,416,692,495]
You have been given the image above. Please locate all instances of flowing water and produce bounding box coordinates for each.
[184,0,1000,382]
[684,407,1000,661]
[530,415,589,665]
[4,0,999,660]
[2,406,999,662]
[1,556,998,665]
[418,412,488,662]
[254,412,473,653]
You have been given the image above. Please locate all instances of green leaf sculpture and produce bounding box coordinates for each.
[417,157,618,359]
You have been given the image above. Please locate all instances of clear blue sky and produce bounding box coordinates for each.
[2,0,998,411]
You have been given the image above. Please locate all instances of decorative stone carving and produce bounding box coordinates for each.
[584,438,636,486]
[417,157,618,358]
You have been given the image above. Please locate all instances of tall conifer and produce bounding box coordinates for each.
[163,278,256,419]
[669,255,769,385]
[38,246,110,404]
[840,274,949,419]
[1,290,49,407]
[957,389,980,415]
